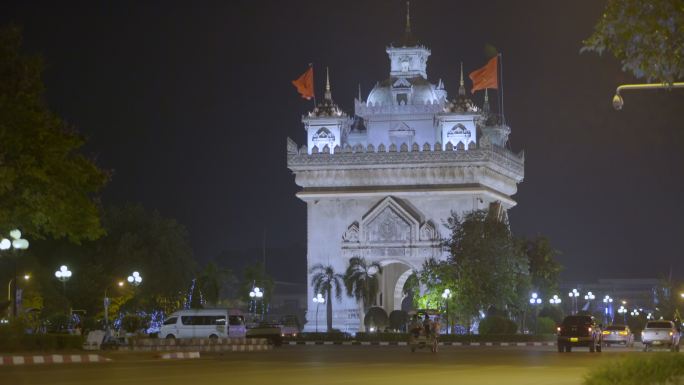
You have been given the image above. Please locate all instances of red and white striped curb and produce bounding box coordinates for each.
[160,352,201,360]
[0,354,110,366]
[287,341,556,347]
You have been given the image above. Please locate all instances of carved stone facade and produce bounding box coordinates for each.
[286,12,524,333]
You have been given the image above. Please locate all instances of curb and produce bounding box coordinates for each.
[286,341,555,347]
[160,352,200,360]
[0,354,110,366]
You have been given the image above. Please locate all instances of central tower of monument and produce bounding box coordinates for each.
[287,8,524,333]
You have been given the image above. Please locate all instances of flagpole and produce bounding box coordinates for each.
[498,53,505,126]
[310,63,317,108]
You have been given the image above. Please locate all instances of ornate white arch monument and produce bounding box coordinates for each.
[287,8,524,333]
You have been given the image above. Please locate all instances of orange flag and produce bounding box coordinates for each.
[469,56,498,93]
[292,66,315,100]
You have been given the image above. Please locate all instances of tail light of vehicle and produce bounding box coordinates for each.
[619,331,629,336]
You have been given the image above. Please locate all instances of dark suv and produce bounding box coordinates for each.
[557,315,602,353]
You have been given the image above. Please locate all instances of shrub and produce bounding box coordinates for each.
[388,310,409,331]
[584,353,684,385]
[535,316,557,335]
[478,315,518,335]
[364,307,388,331]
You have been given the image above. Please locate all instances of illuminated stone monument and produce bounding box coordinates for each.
[287,11,524,333]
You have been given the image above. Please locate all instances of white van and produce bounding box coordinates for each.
[159,309,246,339]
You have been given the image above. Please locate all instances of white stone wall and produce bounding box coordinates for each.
[302,192,497,333]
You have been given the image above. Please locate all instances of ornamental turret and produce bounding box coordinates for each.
[303,68,347,154]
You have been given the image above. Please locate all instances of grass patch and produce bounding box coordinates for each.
[584,353,684,385]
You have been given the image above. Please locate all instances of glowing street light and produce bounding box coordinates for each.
[549,295,561,305]
[1,229,30,319]
[602,295,613,324]
[529,293,542,334]
[568,289,580,314]
[54,265,72,283]
[612,82,684,110]
[127,271,143,286]
[312,293,325,333]
[442,288,452,334]
[249,286,264,321]
[617,305,627,324]
[529,292,542,305]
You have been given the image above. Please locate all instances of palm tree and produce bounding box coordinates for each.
[310,264,344,332]
[343,257,383,332]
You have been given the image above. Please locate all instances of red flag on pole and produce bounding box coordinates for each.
[292,66,315,100]
[469,56,498,93]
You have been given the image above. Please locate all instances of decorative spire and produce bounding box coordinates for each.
[405,1,411,35]
[458,62,465,96]
[483,88,490,116]
[324,67,332,101]
[398,1,417,47]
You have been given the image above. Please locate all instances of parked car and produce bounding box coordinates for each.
[246,322,283,346]
[602,324,634,347]
[159,309,246,339]
[278,315,301,337]
[557,315,603,353]
[641,320,681,352]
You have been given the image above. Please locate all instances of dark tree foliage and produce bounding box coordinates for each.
[582,0,684,84]
[95,205,196,311]
[0,25,108,242]
[522,236,562,297]
[198,262,235,306]
[445,210,529,322]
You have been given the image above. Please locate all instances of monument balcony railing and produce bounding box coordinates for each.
[286,137,524,177]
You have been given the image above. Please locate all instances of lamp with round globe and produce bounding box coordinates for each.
[442,288,452,334]
[568,289,580,314]
[249,287,264,321]
[127,271,143,287]
[549,295,561,305]
[603,295,613,323]
[529,293,542,334]
[617,305,627,323]
[312,293,325,333]
[1,229,30,320]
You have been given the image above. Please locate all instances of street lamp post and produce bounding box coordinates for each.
[312,293,325,333]
[442,288,452,335]
[104,280,125,336]
[6,274,30,320]
[54,265,72,315]
[1,229,30,320]
[617,305,627,324]
[612,82,684,110]
[249,286,264,321]
[568,289,579,314]
[549,295,562,305]
[603,295,613,324]
[529,293,542,334]
[584,291,595,313]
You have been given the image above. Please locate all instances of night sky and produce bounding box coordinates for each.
[2,1,682,282]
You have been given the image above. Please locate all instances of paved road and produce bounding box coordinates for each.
[0,345,667,385]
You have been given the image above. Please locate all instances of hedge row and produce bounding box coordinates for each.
[0,334,84,353]
[286,332,555,343]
